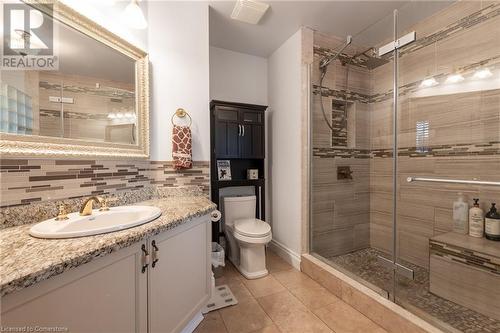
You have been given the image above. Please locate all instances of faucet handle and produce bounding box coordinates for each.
[99,197,117,211]
[99,198,110,211]
[55,203,70,221]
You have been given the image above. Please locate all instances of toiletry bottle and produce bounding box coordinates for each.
[469,198,484,238]
[452,193,469,234]
[485,203,500,241]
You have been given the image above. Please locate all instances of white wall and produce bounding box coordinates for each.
[267,30,303,267]
[209,46,268,105]
[148,2,210,161]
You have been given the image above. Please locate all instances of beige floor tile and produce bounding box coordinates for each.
[272,269,321,290]
[220,298,274,333]
[313,298,388,333]
[257,290,332,333]
[249,324,282,333]
[257,290,309,322]
[273,310,333,333]
[266,251,293,273]
[194,311,227,333]
[224,279,254,303]
[216,263,243,284]
[242,274,286,298]
[289,285,339,310]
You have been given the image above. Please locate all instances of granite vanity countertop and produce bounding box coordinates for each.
[0,196,216,297]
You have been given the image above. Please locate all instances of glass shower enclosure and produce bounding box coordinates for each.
[309,2,500,332]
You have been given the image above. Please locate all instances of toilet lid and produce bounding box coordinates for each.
[234,218,271,238]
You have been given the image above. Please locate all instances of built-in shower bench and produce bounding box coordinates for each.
[429,232,500,320]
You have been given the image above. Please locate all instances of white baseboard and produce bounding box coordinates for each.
[268,239,301,270]
[180,311,204,333]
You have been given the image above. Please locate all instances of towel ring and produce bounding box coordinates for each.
[171,108,192,127]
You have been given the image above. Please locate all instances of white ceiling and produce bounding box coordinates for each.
[209,1,454,57]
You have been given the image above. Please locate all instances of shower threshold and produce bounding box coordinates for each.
[321,248,500,333]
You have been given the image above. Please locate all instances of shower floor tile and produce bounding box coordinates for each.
[327,248,500,333]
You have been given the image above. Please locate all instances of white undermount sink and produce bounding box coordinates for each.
[29,205,162,239]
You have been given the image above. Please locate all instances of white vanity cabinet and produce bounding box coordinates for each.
[1,215,212,333]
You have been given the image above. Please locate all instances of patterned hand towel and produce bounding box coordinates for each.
[172,125,192,170]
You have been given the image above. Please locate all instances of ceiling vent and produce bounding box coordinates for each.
[230,0,270,25]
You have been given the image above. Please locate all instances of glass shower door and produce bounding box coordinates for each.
[394,2,500,332]
[310,8,398,299]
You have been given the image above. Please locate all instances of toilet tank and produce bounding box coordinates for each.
[223,196,256,228]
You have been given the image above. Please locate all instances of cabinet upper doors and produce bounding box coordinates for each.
[214,106,264,159]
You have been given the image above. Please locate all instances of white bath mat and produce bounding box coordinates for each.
[202,285,238,314]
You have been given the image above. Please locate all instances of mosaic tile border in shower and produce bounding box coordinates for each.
[0,159,210,209]
[313,141,500,159]
[398,3,500,59]
[313,147,372,159]
[430,240,500,275]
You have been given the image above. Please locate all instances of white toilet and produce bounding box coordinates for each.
[223,195,272,279]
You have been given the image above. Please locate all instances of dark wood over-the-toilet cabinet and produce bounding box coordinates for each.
[210,100,267,242]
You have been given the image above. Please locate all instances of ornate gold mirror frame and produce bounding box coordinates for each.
[0,0,150,159]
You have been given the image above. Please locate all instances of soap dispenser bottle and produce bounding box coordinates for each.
[485,203,500,241]
[452,193,468,234]
[469,198,484,238]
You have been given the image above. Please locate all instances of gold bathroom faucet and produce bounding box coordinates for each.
[79,196,110,216]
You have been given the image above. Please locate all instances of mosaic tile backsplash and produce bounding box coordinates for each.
[0,159,209,209]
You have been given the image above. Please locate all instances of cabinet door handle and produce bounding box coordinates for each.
[141,244,149,273]
[238,124,242,136]
[151,240,159,268]
[242,125,245,137]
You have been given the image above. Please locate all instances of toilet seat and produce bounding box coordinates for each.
[234,218,271,238]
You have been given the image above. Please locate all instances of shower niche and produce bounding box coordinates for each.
[331,99,356,149]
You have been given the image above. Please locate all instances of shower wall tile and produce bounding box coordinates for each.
[311,155,370,256]
[434,208,453,234]
[398,231,429,268]
[370,223,393,255]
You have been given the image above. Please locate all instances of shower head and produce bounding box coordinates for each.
[352,47,390,70]
[319,35,352,71]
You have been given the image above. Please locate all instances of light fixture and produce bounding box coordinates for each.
[445,73,464,84]
[123,0,147,29]
[420,77,439,88]
[473,68,493,79]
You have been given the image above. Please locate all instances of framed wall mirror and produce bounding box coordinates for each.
[0,1,149,159]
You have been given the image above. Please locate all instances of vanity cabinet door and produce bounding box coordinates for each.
[148,215,211,333]
[1,242,148,333]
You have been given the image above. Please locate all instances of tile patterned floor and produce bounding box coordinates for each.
[195,251,388,333]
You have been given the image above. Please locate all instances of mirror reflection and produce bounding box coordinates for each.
[0,10,137,145]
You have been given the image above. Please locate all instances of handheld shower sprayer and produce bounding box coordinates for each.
[318,35,353,132]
